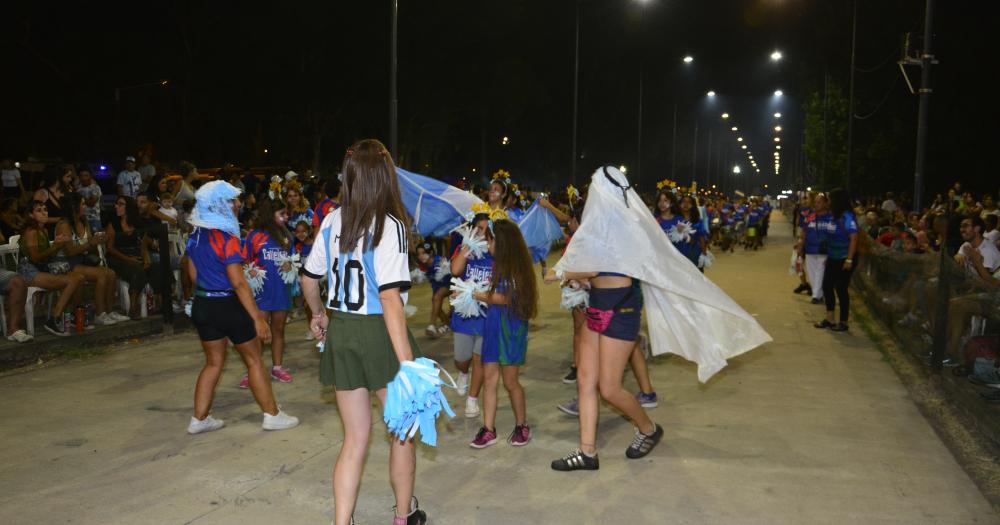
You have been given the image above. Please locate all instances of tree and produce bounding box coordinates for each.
[803,78,849,189]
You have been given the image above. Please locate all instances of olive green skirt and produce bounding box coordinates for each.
[320,310,421,391]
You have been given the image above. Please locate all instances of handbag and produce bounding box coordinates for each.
[585,286,634,334]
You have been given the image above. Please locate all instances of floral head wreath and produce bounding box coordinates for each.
[491,169,512,186]
[268,177,284,200]
[467,202,509,233]
[656,179,678,191]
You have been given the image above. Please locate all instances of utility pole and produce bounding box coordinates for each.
[912,0,935,211]
[691,122,698,183]
[389,0,399,158]
[571,0,580,186]
[845,0,857,191]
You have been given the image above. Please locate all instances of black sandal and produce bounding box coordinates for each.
[814,320,834,329]
[830,323,849,332]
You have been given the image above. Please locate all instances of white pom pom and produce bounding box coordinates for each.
[410,268,428,285]
[433,259,451,282]
[244,261,267,294]
[277,253,302,284]
[449,277,489,318]
[560,286,589,310]
[457,225,488,259]
[403,304,418,318]
[698,251,715,269]
[668,220,693,243]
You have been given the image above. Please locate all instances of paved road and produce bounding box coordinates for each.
[1,213,997,525]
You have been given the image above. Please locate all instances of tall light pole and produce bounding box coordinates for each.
[912,0,935,211]
[570,0,580,185]
[389,0,399,158]
[845,0,857,192]
[672,55,694,178]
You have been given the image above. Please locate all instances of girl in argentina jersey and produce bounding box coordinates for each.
[467,219,538,449]
[241,197,295,387]
[300,139,427,525]
[449,213,494,418]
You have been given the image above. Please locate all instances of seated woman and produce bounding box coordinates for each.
[105,196,166,318]
[17,200,86,336]
[57,193,130,326]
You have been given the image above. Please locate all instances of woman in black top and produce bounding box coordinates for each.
[33,165,73,238]
[105,196,166,318]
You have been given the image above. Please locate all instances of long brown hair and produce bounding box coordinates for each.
[488,219,537,320]
[338,139,409,252]
[257,197,291,250]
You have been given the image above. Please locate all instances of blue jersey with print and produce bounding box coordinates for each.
[420,255,451,292]
[816,211,858,259]
[287,208,315,231]
[747,209,763,226]
[244,229,292,311]
[803,211,823,254]
[798,207,812,228]
[450,250,494,336]
[294,239,313,260]
[187,228,245,291]
[481,281,528,366]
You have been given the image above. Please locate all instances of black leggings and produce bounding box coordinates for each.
[822,258,854,322]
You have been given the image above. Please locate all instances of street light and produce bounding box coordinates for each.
[774,125,782,132]
[776,145,782,150]
[774,112,782,118]
[501,136,510,145]
[737,137,743,142]
[733,166,741,174]
[619,165,628,174]
[683,55,694,64]
[770,50,783,62]
[731,126,738,131]
[721,112,729,119]
[774,137,781,142]
[774,89,783,97]
[741,145,747,150]
[706,90,716,97]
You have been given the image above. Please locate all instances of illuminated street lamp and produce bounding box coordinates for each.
[683,55,694,64]
[619,165,628,174]
[706,90,716,97]
[774,112,782,118]
[741,145,747,150]
[731,126,738,131]
[721,112,729,119]
[501,136,510,145]
[770,50,783,62]
[733,166,741,174]
[737,137,743,142]
[774,89,783,97]
[774,125,782,132]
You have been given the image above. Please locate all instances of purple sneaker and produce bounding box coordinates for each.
[508,424,532,446]
[557,398,579,416]
[271,365,293,383]
[469,426,497,449]
[636,391,658,408]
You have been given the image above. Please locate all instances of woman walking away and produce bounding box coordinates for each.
[301,139,427,525]
[468,219,538,449]
[186,181,298,435]
[814,188,858,332]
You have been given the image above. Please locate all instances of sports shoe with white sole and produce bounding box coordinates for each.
[94,312,118,326]
[109,311,131,322]
[262,409,299,430]
[464,397,480,418]
[187,415,225,434]
[424,324,439,338]
[6,329,34,343]
[456,372,469,396]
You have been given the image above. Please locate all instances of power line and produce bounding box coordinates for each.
[854,75,900,120]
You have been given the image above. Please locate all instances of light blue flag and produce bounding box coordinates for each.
[514,199,565,263]
[397,168,483,237]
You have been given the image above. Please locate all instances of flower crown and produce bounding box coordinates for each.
[491,169,512,186]
[656,179,678,190]
[566,185,581,202]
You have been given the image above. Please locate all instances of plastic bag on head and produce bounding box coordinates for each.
[190,180,242,238]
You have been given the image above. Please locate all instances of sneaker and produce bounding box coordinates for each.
[393,496,427,525]
[469,426,497,449]
[551,449,600,471]
[6,329,34,343]
[424,324,439,338]
[109,311,131,322]
[94,312,118,326]
[636,391,659,408]
[43,318,68,337]
[557,398,579,416]
[810,298,823,305]
[187,415,225,434]
[238,375,250,389]
[456,372,469,396]
[793,284,808,294]
[172,301,185,314]
[969,371,1000,389]
[626,424,664,459]
[464,397,480,418]
[436,325,452,336]
[562,366,577,384]
[508,424,531,446]
[262,409,299,430]
[271,365,293,383]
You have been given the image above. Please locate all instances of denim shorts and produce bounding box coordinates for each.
[588,286,643,342]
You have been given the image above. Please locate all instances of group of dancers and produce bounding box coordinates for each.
[183,140,771,525]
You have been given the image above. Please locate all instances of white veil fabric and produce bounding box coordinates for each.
[189,180,242,238]
[554,166,771,382]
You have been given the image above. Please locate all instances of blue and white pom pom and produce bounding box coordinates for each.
[277,253,301,284]
[698,251,715,269]
[410,268,428,285]
[560,285,590,310]
[456,225,488,259]
[244,261,266,294]
[384,358,456,446]
[668,220,693,243]
[449,277,489,318]
[433,259,451,282]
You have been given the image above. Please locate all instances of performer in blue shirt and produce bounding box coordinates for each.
[814,188,858,332]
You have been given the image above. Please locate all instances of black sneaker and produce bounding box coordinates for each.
[626,424,663,459]
[793,284,808,294]
[810,298,823,305]
[393,496,427,525]
[562,366,577,384]
[551,449,599,471]
[44,318,68,337]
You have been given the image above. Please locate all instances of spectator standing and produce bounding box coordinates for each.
[814,188,859,333]
[880,192,897,214]
[173,162,198,207]
[801,193,828,304]
[1,159,25,199]
[137,154,156,190]
[117,156,142,198]
[77,166,103,232]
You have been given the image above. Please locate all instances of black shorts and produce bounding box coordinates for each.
[191,295,256,345]
[588,286,643,342]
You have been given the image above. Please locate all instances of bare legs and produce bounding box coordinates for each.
[332,387,415,525]
[482,363,526,429]
[267,310,288,367]
[430,288,450,327]
[193,337,278,420]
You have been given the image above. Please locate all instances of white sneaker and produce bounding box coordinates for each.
[95,312,118,326]
[456,372,469,396]
[109,312,130,322]
[187,415,225,434]
[262,409,300,431]
[305,330,315,341]
[437,325,452,336]
[464,397,480,418]
[6,329,34,343]
[425,324,439,339]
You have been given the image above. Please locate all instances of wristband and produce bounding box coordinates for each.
[555,268,565,281]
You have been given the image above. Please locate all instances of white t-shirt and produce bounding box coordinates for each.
[960,239,1000,276]
[881,200,897,213]
[77,183,103,223]
[303,209,410,315]
[158,206,178,222]
[117,170,142,197]
[1,168,21,188]
[985,229,1000,245]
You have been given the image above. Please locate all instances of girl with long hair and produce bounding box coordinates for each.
[676,194,707,267]
[415,242,452,338]
[186,181,298,435]
[56,193,127,325]
[105,197,164,318]
[17,200,86,336]
[814,188,859,332]
[468,219,538,448]
[240,197,295,387]
[301,139,427,525]
[284,182,314,233]
[33,165,73,238]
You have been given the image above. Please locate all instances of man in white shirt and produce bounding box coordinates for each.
[880,192,897,214]
[956,216,1000,279]
[117,156,142,198]
[1,158,25,197]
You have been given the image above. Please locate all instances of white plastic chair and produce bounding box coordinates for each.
[5,234,54,335]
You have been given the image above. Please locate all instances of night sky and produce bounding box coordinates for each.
[3,1,992,197]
